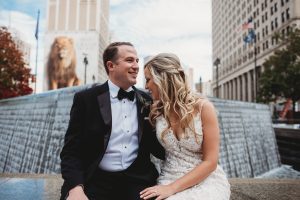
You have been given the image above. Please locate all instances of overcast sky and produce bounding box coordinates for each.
[0,0,212,91]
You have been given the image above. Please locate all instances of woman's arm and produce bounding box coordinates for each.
[140,100,220,200]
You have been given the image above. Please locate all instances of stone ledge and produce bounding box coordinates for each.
[0,174,299,200]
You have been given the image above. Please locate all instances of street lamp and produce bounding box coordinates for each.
[83,53,88,84]
[213,58,221,98]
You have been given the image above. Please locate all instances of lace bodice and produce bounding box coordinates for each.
[156,114,204,180]
[155,108,231,200]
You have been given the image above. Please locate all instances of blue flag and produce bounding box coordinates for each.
[244,29,256,43]
[35,10,40,40]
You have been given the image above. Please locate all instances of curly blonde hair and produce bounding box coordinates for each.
[144,53,202,142]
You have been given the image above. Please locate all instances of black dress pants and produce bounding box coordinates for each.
[84,168,155,200]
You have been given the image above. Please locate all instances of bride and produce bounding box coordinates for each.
[140,53,230,200]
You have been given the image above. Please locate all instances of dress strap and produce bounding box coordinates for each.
[198,99,209,117]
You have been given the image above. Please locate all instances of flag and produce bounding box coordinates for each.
[35,10,40,40]
[243,29,256,43]
[242,17,253,30]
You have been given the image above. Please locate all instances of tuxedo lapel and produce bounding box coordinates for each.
[96,82,112,151]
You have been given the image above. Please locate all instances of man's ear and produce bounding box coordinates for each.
[107,61,114,72]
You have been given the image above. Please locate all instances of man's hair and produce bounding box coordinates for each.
[102,42,134,74]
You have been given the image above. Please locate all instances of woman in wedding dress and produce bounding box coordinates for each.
[140,53,230,200]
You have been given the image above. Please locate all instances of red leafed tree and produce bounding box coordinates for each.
[0,26,34,100]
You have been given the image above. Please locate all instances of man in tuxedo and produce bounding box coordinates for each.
[60,42,165,200]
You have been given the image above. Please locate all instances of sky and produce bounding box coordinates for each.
[0,0,212,91]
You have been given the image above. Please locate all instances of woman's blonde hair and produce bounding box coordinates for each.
[144,53,202,142]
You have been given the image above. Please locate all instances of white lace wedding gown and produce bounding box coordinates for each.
[156,114,231,200]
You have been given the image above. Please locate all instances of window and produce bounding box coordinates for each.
[286,8,290,20]
[282,29,285,37]
[262,15,264,23]
[262,28,265,37]
[274,3,278,12]
[287,25,290,35]
[281,0,284,6]
[265,12,268,20]
[282,12,285,23]
[271,6,274,15]
[275,17,278,28]
[271,21,274,30]
[266,25,268,35]
[266,40,269,49]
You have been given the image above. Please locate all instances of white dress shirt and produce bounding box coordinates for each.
[98,80,139,171]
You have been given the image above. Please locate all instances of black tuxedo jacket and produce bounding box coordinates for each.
[60,81,165,198]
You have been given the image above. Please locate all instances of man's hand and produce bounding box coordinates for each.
[67,185,89,200]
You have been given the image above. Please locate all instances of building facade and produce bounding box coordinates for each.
[44,0,109,90]
[212,0,300,102]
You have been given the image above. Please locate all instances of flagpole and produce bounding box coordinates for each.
[34,10,40,94]
[254,34,257,102]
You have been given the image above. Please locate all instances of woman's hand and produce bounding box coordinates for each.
[140,184,176,200]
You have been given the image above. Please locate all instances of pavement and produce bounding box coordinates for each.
[0,174,300,200]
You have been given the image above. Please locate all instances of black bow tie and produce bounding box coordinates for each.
[117,89,135,101]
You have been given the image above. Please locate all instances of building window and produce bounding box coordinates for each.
[266,25,268,35]
[274,3,278,12]
[263,42,265,50]
[271,21,274,30]
[265,12,268,20]
[286,0,289,2]
[287,25,290,35]
[271,6,274,15]
[281,0,284,6]
[266,40,269,49]
[261,3,264,11]
[286,8,290,20]
[265,0,268,7]
[262,15,264,23]
[271,36,275,45]
[275,17,278,28]
[262,28,265,37]
[281,12,285,23]
[282,29,285,37]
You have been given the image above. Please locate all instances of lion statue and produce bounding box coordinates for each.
[47,36,80,90]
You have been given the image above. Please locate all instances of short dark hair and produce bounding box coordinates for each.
[102,42,134,74]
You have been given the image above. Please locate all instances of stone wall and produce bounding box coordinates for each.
[0,85,281,177]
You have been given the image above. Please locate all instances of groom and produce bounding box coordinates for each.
[60,42,165,200]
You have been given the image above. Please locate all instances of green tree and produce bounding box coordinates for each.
[257,27,300,116]
[0,26,34,100]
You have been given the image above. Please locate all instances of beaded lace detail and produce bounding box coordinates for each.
[155,113,231,200]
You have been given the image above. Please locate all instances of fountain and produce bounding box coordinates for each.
[0,85,296,178]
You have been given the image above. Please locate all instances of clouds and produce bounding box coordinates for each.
[1,0,213,91]
[110,0,212,85]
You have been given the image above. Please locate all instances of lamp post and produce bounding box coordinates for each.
[214,58,221,98]
[83,53,88,85]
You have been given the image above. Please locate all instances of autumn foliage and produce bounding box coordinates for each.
[0,27,34,100]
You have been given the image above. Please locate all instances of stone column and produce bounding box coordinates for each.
[237,76,241,101]
[247,71,253,102]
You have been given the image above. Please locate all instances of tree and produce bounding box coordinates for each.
[0,27,34,100]
[257,27,300,117]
